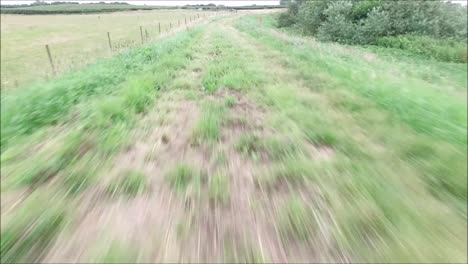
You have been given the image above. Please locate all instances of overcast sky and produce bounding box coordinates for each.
[1,0,281,6]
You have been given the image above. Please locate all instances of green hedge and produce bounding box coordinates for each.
[377,35,468,63]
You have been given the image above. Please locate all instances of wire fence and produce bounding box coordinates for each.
[1,11,226,90]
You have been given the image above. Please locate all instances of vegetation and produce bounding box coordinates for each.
[106,170,148,197]
[1,194,67,263]
[376,35,467,63]
[237,14,466,262]
[192,102,226,145]
[278,197,316,241]
[0,9,204,89]
[208,172,230,205]
[0,9,466,264]
[166,164,202,193]
[0,3,159,14]
[277,0,467,63]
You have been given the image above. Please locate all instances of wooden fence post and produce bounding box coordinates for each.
[107,32,112,53]
[140,26,144,44]
[159,22,161,34]
[169,22,172,30]
[145,29,149,40]
[45,44,56,75]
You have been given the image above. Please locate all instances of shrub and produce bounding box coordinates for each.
[278,0,467,48]
[277,12,296,28]
[377,35,468,63]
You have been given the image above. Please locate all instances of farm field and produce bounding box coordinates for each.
[0,9,208,90]
[1,11,467,264]
[0,3,160,14]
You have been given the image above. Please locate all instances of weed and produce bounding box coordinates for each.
[97,241,138,263]
[235,134,299,160]
[166,164,201,193]
[0,194,67,263]
[224,95,236,108]
[223,239,265,263]
[106,170,148,197]
[208,172,230,205]
[234,134,261,157]
[278,197,317,241]
[192,102,226,145]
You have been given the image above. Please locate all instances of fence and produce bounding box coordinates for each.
[1,11,226,90]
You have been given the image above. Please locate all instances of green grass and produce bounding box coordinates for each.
[192,101,226,145]
[0,194,67,263]
[1,29,200,150]
[166,164,201,193]
[235,133,300,161]
[224,95,236,108]
[278,197,317,242]
[0,9,204,89]
[257,157,322,189]
[0,4,159,14]
[106,170,148,197]
[88,240,139,263]
[231,15,466,262]
[376,35,467,63]
[1,25,204,262]
[1,27,202,196]
[201,29,264,92]
[208,172,230,205]
[0,13,466,263]
[223,239,266,263]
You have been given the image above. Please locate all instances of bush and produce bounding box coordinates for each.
[377,35,468,63]
[278,0,467,48]
[316,1,356,43]
[277,12,296,28]
[297,0,329,34]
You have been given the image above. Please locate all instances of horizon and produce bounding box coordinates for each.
[0,0,281,7]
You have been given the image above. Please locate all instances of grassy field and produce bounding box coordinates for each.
[0,3,159,14]
[1,12,466,263]
[0,9,209,90]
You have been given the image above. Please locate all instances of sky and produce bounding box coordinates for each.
[1,0,281,6]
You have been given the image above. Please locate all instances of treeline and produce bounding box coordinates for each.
[278,0,467,62]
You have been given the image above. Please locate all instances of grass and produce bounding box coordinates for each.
[0,9,206,89]
[208,172,230,205]
[234,14,467,262]
[376,35,467,63]
[1,27,202,196]
[166,164,201,193]
[0,12,466,263]
[235,133,300,161]
[0,193,67,263]
[1,29,200,150]
[223,239,265,263]
[106,169,148,197]
[0,3,159,14]
[200,29,264,92]
[96,241,138,263]
[192,101,226,145]
[224,95,236,107]
[1,23,204,262]
[278,197,317,242]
